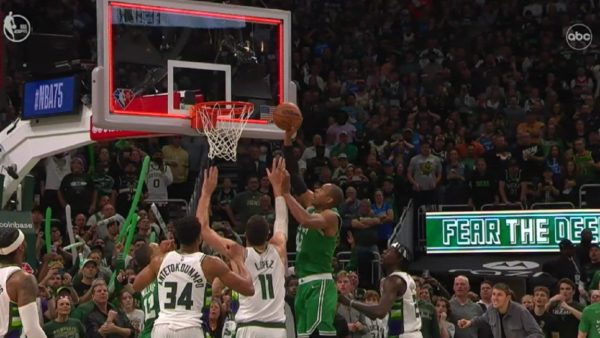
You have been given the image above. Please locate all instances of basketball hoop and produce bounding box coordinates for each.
[190,101,254,161]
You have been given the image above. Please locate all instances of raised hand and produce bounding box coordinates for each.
[266,157,287,196]
[201,166,219,196]
[158,239,176,254]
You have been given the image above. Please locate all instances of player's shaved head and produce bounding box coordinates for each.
[323,183,344,207]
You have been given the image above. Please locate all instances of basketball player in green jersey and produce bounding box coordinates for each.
[133,241,175,338]
[339,242,423,338]
[281,128,344,338]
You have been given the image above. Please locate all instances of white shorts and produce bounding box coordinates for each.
[151,324,204,338]
[236,324,287,338]
[399,331,424,338]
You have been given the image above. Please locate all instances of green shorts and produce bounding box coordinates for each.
[294,276,337,337]
[139,320,154,338]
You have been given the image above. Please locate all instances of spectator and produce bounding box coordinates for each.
[112,161,147,217]
[327,111,357,145]
[457,283,543,338]
[547,278,584,338]
[237,145,267,189]
[230,176,262,233]
[301,134,330,162]
[498,159,527,205]
[435,297,455,338]
[336,271,368,337]
[477,280,493,311]
[418,285,441,338]
[578,294,600,338]
[371,190,394,252]
[449,275,483,338]
[586,245,600,290]
[162,136,189,200]
[84,279,134,338]
[118,289,144,336]
[468,158,497,209]
[408,142,443,209]
[577,229,594,267]
[89,203,124,242]
[59,156,97,218]
[43,296,85,338]
[522,294,535,311]
[73,258,99,303]
[331,133,358,163]
[543,240,584,289]
[531,286,559,338]
[442,149,469,205]
[145,148,173,202]
[42,153,72,218]
[350,199,380,289]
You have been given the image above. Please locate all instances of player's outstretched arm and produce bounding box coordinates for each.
[340,275,406,320]
[202,255,254,297]
[9,271,47,338]
[283,192,338,235]
[197,167,240,257]
[266,157,289,263]
[283,128,314,207]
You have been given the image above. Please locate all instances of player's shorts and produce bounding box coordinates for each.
[151,324,204,338]
[295,273,337,337]
[236,321,287,338]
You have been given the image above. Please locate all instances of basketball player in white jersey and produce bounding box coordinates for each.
[132,215,254,338]
[198,160,288,338]
[0,228,46,338]
[339,242,423,338]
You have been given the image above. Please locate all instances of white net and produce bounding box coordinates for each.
[194,102,254,162]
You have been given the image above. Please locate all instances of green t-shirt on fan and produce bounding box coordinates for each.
[43,318,85,338]
[579,302,600,338]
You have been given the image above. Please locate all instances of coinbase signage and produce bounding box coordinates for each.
[426,210,600,254]
[22,76,78,119]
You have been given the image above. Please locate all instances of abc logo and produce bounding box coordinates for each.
[566,24,593,50]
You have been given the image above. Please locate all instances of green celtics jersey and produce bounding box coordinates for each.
[295,207,340,278]
[139,281,159,338]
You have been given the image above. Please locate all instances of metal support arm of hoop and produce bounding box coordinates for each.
[190,101,254,162]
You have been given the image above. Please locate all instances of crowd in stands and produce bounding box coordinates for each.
[2,0,600,337]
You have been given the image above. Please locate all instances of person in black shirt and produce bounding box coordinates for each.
[513,132,544,183]
[498,159,526,205]
[59,156,97,218]
[542,240,585,291]
[469,158,497,209]
[484,134,512,180]
[530,286,559,338]
[112,161,147,217]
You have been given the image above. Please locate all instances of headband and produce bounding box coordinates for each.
[0,229,24,255]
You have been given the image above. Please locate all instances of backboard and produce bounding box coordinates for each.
[92,0,294,139]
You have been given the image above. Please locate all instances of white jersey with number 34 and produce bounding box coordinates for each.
[235,245,286,324]
[155,251,207,330]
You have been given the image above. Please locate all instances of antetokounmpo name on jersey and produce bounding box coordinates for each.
[158,263,205,288]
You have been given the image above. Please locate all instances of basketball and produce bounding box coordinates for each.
[273,102,303,131]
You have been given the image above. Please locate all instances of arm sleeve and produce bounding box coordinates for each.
[18,302,47,338]
[283,146,308,195]
[273,196,288,238]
